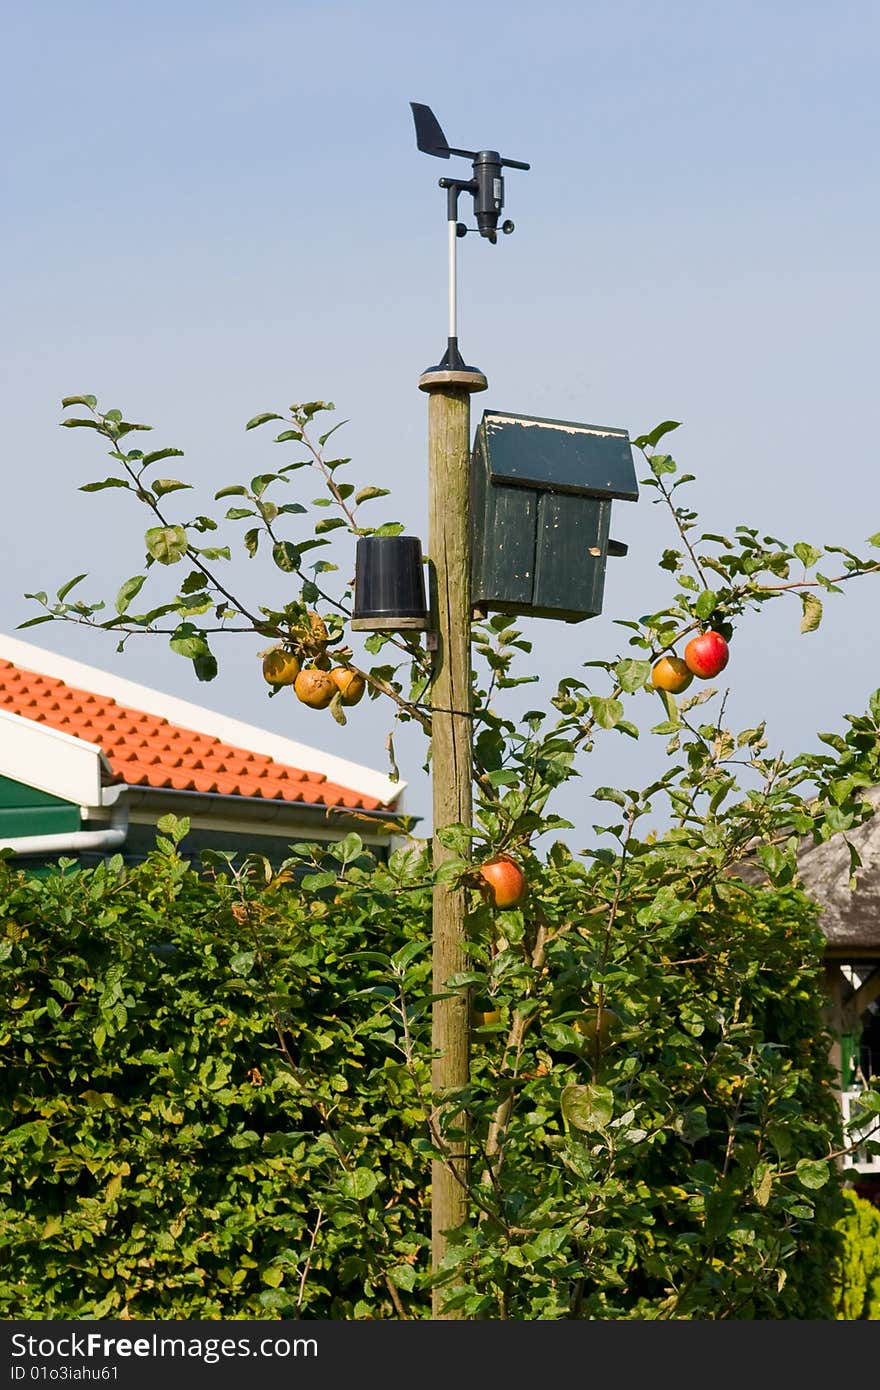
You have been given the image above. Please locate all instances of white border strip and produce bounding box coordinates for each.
[0,634,404,807]
[0,707,102,807]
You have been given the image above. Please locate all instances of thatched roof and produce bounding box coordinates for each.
[797,791,880,957]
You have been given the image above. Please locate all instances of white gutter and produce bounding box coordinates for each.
[0,800,129,857]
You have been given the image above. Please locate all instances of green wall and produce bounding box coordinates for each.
[0,775,80,837]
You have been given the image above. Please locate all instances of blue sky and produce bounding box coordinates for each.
[3,0,879,842]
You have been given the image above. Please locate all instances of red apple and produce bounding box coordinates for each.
[684,630,729,679]
[477,854,528,909]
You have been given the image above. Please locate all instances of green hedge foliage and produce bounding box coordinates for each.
[834,1190,880,1319]
[0,823,846,1318]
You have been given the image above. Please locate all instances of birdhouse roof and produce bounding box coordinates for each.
[476,410,639,501]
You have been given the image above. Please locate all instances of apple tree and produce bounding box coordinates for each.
[9,396,880,1318]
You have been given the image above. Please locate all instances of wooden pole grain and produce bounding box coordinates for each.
[419,365,487,1317]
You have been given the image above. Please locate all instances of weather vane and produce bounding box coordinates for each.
[410,102,530,375]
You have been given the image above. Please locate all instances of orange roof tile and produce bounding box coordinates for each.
[0,659,387,812]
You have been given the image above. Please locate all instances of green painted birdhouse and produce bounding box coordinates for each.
[470,410,638,623]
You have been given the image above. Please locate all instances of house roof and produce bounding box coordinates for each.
[797,789,880,954]
[0,634,403,814]
[731,790,880,956]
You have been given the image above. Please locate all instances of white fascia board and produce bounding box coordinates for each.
[0,708,103,808]
[0,633,405,807]
[120,805,394,847]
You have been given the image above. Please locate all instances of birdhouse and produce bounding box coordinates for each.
[469,410,638,623]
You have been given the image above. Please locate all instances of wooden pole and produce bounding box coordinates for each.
[419,365,487,1317]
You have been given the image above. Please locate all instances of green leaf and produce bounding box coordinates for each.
[317,419,347,447]
[793,542,822,569]
[332,833,364,865]
[391,940,428,973]
[633,420,681,450]
[115,421,152,437]
[272,541,300,572]
[229,951,255,977]
[151,479,192,498]
[145,525,188,565]
[753,1164,773,1208]
[245,413,284,430]
[301,871,338,891]
[614,658,652,693]
[615,719,639,740]
[561,1083,614,1132]
[355,487,391,505]
[193,651,218,682]
[387,1264,417,1292]
[487,769,519,787]
[757,842,788,884]
[636,887,697,926]
[215,485,249,500]
[79,477,130,492]
[648,453,676,477]
[867,531,880,548]
[694,589,718,620]
[273,429,304,443]
[655,688,680,725]
[61,395,97,409]
[593,786,627,807]
[250,474,279,497]
[115,575,147,615]
[180,570,208,594]
[799,592,823,633]
[56,573,88,602]
[340,1168,379,1201]
[543,1022,588,1055]
[16,615,55,629]
[796,1158,829,1190]
[61,418,105,432]
[675,1106,709,1144]
[343,950,392,967]
[142,448,184,467]
[169,632,210,660]
[589,696,624,729]
[314,517,348,534]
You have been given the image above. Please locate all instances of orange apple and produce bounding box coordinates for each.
[651,654,693,694]
[293,667,336,709]
[573,1006,620,1045]
[262,648,301,688]
[330,667,366,706]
